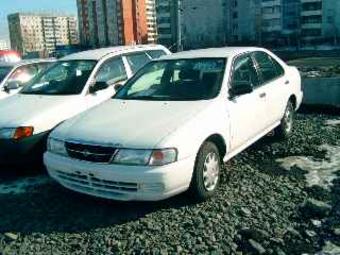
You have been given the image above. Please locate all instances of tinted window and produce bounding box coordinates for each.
[271,57,285,76]
[146,50,167,59]
[231,54,259,88]
[0,66,12,82]
[21,60,96,95]
[115,58,226,101]
[95,57,127,84]
[253,52,278,83]
[126,53,151,73]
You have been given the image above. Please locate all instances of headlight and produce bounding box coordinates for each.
[111,148,177,166]
[0,127,34,140]
[48,138,67,156]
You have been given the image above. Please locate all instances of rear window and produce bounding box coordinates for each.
[146,50,167,59]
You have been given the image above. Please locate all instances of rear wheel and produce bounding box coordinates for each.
[189,142,221,201]
[275,101,294,140]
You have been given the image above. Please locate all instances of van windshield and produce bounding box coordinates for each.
[114,58,226,101]
[20,60,97,95]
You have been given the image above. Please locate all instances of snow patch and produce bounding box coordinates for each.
[277,145,340,189]
[325,119,340,126]
[0,176,52,195]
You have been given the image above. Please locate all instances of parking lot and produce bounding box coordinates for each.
[1,111,339,255]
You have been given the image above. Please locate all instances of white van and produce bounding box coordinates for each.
[0,45,171,164]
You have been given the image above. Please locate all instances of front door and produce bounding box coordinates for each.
[227,53,266,153]
[86,56,128,109]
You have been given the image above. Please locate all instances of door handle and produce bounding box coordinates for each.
[259,92,266,98]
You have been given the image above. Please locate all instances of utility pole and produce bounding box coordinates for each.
[177,0,183,52]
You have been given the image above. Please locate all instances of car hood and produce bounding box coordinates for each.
[0,94,84,134]
[54,99,213,148]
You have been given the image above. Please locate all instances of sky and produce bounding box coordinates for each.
[0,0,77,44]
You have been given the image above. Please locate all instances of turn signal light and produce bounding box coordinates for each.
[13,127,34,140]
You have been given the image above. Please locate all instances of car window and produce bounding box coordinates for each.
[0,66,12,83]
[146,50,167,59]
[5,64,40,88]
[125,52,151,73]
[231,54,259,89]
[271,57,285,76]
[21,60,97,95]
[253,52,278,84]
[115,58,226,101]
[95,57,127,84]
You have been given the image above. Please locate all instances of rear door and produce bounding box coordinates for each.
[227,53,266,152]
[252,51,288,126]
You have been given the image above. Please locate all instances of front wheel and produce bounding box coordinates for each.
[275,101,294,140]
[189,142,221,201]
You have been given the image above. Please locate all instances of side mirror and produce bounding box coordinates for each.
[3,81,21,93]
[229,81,253,97]
[89,81,109,94]
[114,83,124,92]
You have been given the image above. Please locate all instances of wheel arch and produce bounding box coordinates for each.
[203,134,227,160]
[288,94,297,110]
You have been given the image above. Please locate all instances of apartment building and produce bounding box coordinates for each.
[146,0,158,43]
[155,0,179,50]
[8,13,78,56]
[230,0,340,47]
[77,0,156,48]
[301,0,340,44]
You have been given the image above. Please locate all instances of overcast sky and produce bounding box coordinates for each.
[0,0,77,45]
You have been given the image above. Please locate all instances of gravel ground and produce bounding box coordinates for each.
[0,112,340,255]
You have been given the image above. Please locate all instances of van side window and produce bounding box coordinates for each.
[253,52,278,84]
[126,52,151,73]
[96,57,127,84]
[231,54,259,89]
[146,50,167,59]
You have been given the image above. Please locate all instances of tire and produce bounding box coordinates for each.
[275,101,295,140]
[189,141,221,202]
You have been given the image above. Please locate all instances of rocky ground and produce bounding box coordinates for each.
[0,111,340,255]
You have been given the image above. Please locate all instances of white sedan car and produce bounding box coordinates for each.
[44,47,303,201]
[0,45,170,165]
[0,59,54,100]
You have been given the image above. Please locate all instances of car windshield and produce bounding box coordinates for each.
[0,66,13,83]
[20,60,97,95]
[114,58,226,101]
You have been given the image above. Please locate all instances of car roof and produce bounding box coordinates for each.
[0,58,55,68]
[160,47,264,60]
[62,44,169,61]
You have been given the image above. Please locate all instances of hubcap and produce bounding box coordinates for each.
[284,106,293,133]
[203,152,220,191]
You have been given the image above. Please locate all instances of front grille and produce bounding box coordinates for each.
[55,170,138,192]
[65,142,117,163]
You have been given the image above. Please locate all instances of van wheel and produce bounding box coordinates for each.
[189,142,221,201]
[275,101,294,140]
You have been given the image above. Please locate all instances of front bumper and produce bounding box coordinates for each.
[0,131,49,164]
[44,152,195,201]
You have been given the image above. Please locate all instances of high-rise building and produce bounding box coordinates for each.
[155,0,179,50]
[77,0,156,48]
[7,13,78,56]
[146,0,158,43]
